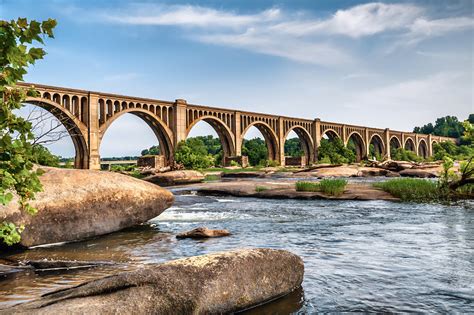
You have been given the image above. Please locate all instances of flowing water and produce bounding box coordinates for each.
[1,191,473,313]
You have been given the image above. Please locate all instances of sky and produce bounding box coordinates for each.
[2,0,473,158]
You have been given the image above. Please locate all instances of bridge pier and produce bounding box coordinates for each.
[87,93,101,170]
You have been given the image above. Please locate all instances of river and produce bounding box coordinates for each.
[1,190,473,313]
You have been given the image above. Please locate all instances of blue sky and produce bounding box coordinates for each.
[2,0,473,157]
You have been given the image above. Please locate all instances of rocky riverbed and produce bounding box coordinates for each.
[175,180,399,201]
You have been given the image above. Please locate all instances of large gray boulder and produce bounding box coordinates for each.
[0,167,174,247]
[144,170,204,186]
[5,248,304,314]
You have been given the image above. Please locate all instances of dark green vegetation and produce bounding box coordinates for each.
[284,138,304,157]
[242,138,267,166]
[390,148,421,162]
[414,114,474,140]
[255,186,269,192]
[318,138,356,164]
[141,145,160,156]
[175,138,216,169]
[0,17,57,245]
[374,179,438,202]
[295,179,348,196]
[375,157,473,202]
[31,145,60,167]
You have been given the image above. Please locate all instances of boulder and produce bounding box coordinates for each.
[144,170,204,186]
[221,171,266,178]
[310,165,359,178]
[176,227,231,239]
[6,248,304,314]
[0,167,174,247]
[399,169,438,178]
[357,167,400,177]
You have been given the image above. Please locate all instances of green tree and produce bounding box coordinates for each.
[318,138,356,164]
[32,145,60,167]
[414,115,468,138]
[242,138,268,166]
[284,138,303,157]
[141,145,160,156]
[0,17,57,245]
[174,139,215,169]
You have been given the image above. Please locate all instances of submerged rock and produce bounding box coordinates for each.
[0,167,174,247]
[5,248,304,314]
[176,227,231,239]
[144,170,204,186]
[399,169,438,178]
[221,171,266,178]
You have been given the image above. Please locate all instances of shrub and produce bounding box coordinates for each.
[32,145,60,167]
[230,160,240,167]
[318,138,356,164]
[295,181,319,192]
[374,178,439,202]
[175,140,215,170]
[255,186,268,192]
[391,148,422,162]
[318,179,347,196]
[295,179,347,196]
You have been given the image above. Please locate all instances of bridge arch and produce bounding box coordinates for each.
[241,121,279,161]
[321,128,341,140]
[404,137,416,152]
[284,125,314,165]
[417,139,428,158]
[369,134,385,159]
[24,96,89,169]
[99,108,174,163]
[346,131,366,162]
[390,136,402,150]
[186,115,236,159]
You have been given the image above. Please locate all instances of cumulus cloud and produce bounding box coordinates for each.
[96,2,474,65]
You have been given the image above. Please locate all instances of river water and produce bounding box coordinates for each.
[1,190,473,313]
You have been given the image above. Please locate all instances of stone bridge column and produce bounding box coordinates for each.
[277,117,285,166]
[87,93,100,170]
[385,128,391,159]
[364,128,370,160]
[313,118,321,162]
[342,124,347,144]
[428,134,433,157]
[233,111,242,156]
[173,99,187,147]
[415,133,419,156]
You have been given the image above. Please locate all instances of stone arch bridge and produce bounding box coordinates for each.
[19,83,456,169]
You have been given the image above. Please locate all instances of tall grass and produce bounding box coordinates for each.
[295,179,348,196]
[255,186,269,192]
[373,178,439,202]
[319,179,348,196]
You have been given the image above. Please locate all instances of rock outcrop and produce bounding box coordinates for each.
[176,227,231,239]
[144,170,204,186]
[0,167,174,247]
[399,169,438,178]
[5,248,304,314]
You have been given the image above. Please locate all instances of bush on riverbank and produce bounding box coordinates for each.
[373,178,439,202]
[296,179,347,196]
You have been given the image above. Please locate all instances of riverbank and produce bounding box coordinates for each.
[175,180,400,201]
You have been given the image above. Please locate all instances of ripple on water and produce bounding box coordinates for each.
[1,196,473,313]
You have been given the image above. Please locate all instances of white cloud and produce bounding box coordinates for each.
[272,2,422,38]
[104,5,281,28]
[84,2,474,65]
[198,30,352,66]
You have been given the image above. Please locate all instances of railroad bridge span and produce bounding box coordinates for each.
[19,82,456,169]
